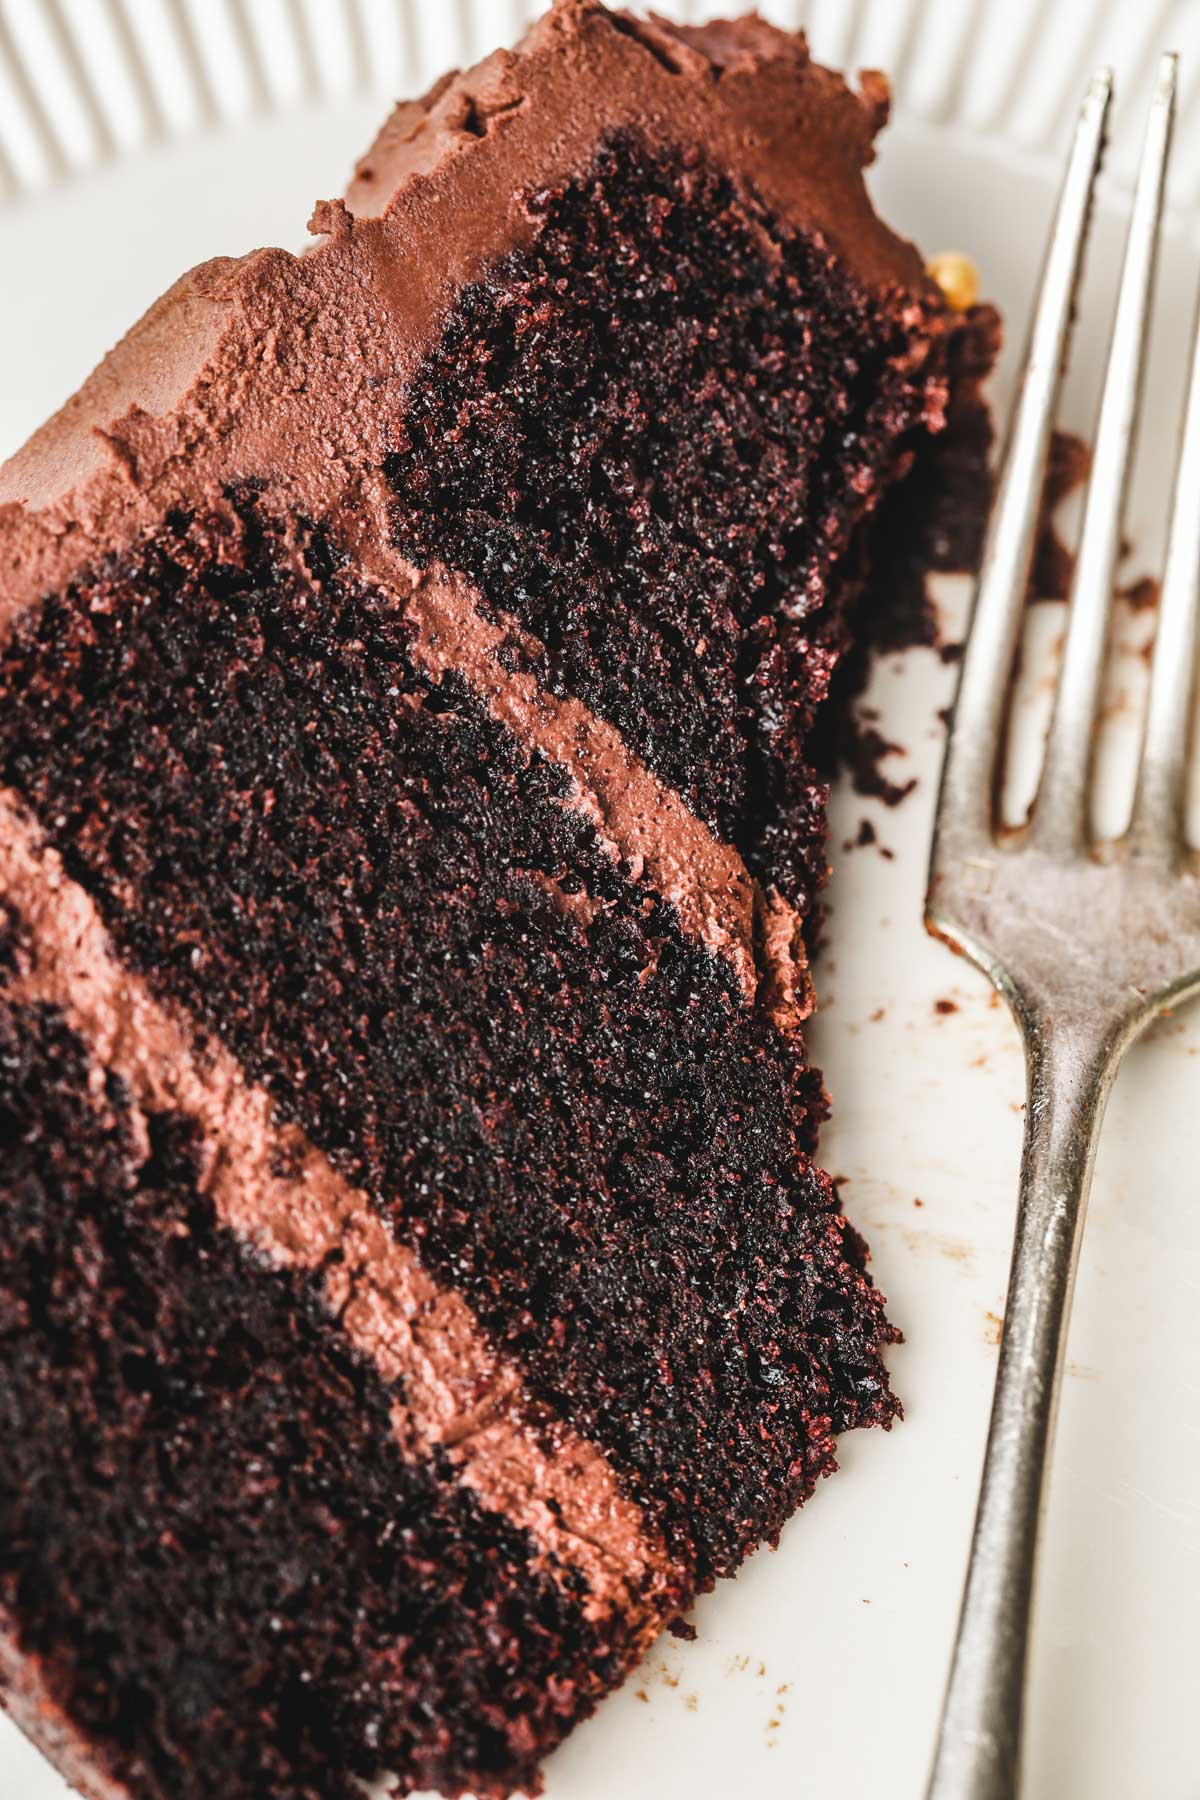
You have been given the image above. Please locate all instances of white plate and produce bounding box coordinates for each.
[3,6,1200,1799]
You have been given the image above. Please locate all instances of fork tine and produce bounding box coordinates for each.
[1031,54,1177,854]
[1130,244,1200,857]
[931,71,1111,867]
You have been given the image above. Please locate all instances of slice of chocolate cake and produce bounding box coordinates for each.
[0,6,997,1797]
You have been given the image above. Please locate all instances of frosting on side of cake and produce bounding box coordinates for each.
[0,1621,135,1800]
[0,788,677,1635]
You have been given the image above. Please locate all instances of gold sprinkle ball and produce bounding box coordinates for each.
[927,250,980,313]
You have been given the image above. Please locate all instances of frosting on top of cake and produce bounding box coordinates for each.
[0,0,933,606]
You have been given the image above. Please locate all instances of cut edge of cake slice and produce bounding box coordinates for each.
[0,6,998,1798]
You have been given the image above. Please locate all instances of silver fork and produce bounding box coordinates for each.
[924,52,1200,1800]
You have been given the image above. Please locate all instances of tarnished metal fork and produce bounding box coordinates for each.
[925,53,1200,1800]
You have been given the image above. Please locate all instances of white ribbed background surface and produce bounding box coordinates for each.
[2,0,1200,209]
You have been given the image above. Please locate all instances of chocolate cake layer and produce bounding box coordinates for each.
[0,985,622,1800]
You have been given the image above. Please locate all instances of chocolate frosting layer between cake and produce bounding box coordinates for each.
[367,544,813,1022]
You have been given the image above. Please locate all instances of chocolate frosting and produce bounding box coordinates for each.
[0,790,676,1635]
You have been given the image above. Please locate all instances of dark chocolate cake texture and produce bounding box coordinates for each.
[0,6,997,1796]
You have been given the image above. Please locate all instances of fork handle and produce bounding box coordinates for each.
[926,1013,1121,1800]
